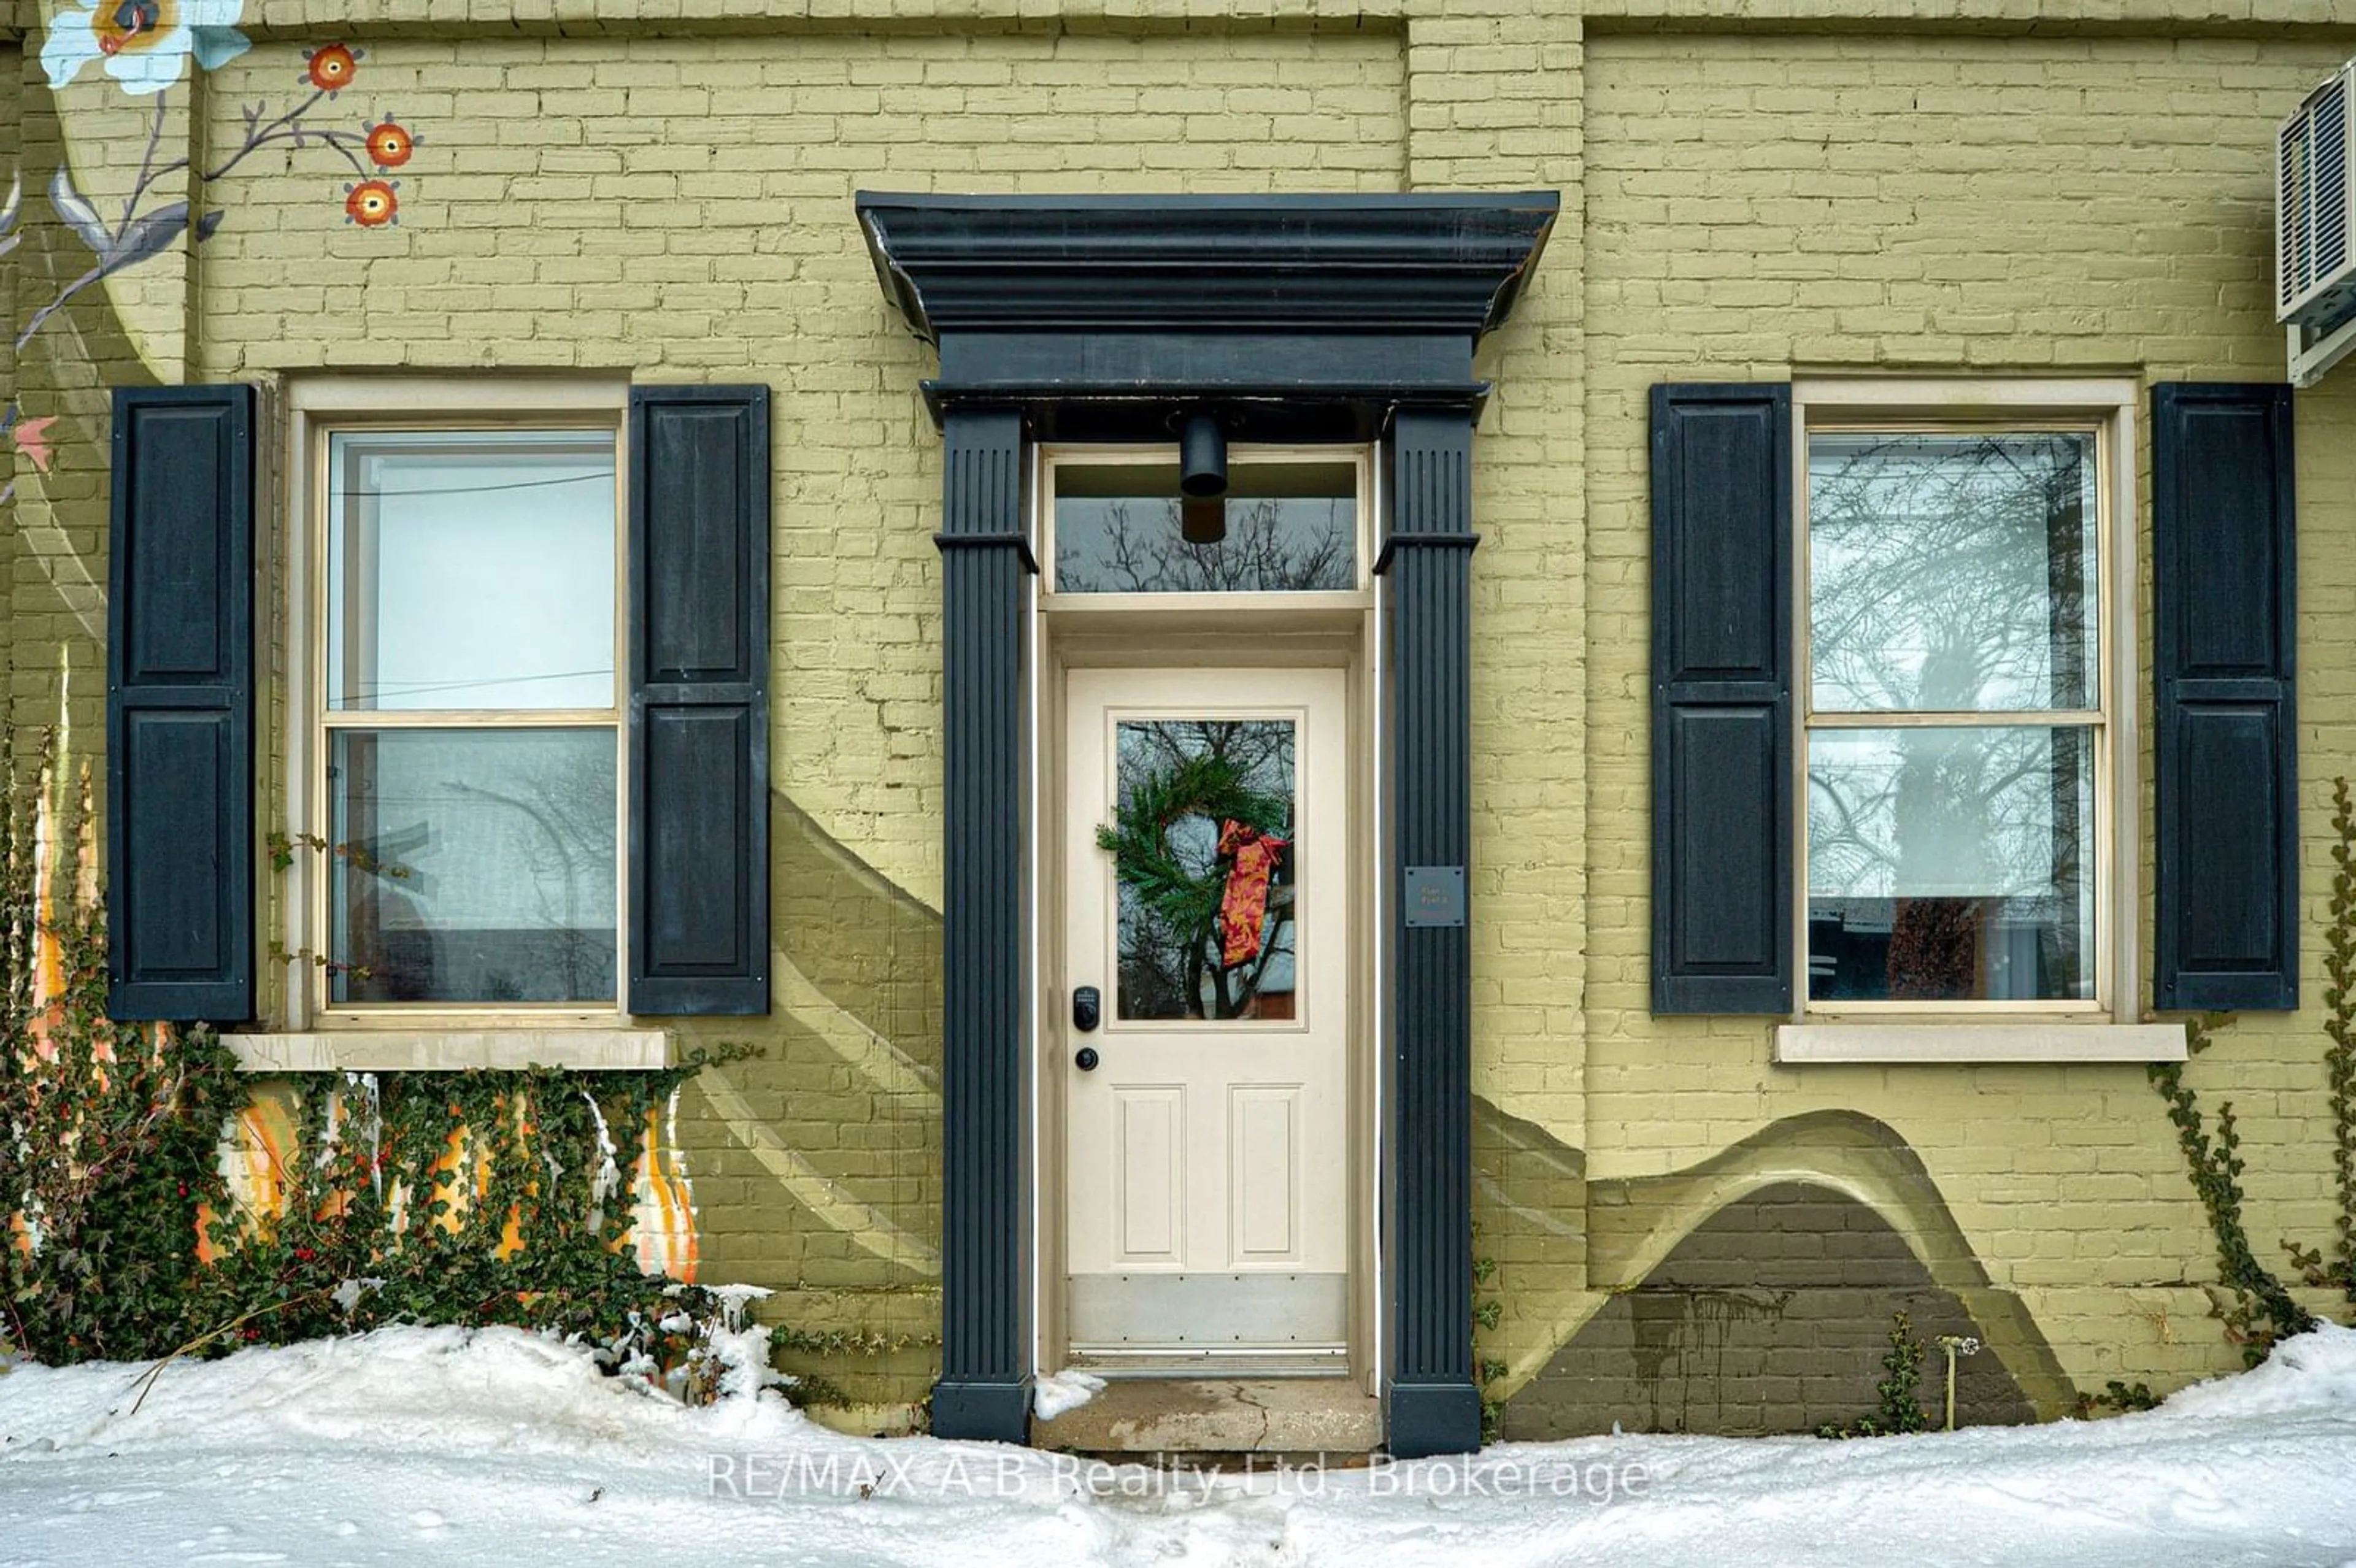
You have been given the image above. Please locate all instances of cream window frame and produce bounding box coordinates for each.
[280,377,633,1033]
[1784,378,2149,1045]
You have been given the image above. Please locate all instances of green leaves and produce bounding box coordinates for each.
[2150,1015,2317,1364]
[2144,774,2356,1355]
[1472,1224,1504,1440]
[2073,1378,2158,1417]
[5,728,764,1380]
[2323,782,2356,1307]
[3,733,244,1361]
[1096,750,1293,1020]
[1096,751,1285,936]
[1817,1311,1931,1439]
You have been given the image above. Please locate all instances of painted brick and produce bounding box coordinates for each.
[10,2,2356,1425]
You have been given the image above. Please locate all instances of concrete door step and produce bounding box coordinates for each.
[1032,1378,1382,1456]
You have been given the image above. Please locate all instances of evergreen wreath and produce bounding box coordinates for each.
[1095,751,1291,1020]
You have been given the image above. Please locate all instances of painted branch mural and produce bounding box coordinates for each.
[4,8,420,516]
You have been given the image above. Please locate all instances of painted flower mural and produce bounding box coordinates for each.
[18,15,425,354]
[304,42,361,94]
[42,0,252,96]
[11,418,59,475]
[7,17,432,548]
[344,178,399,228]
[365,120,417,169]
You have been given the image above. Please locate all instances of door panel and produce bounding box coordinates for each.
[1231,1085,1302,1262]
[1114,1086,1185,1264]
[1063,666,1350,1359]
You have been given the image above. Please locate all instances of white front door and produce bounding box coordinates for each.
[1062,666,1351,1366]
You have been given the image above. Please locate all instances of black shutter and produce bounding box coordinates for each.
[2154,383,2298,1012]
[1650,383,1793,1014]
[107,385,255,1021]
[628,386,771,1015]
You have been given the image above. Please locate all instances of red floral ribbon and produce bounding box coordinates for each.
[1217,820,1288,967]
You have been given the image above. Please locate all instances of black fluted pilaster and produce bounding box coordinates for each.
[1378,405,1481,1458]
[931,407,1035,1442]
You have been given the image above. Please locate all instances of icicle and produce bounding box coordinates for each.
[319,1078,346,1170]
[358,1073,383,1199]
[13,1201,44,1258]
[27,723,58,1064]
[705,1282,772,1335]
[665,1086,689,1196]
[633,1085,699,1281]
[667,1084,696,1232]
[582,1090,620,1226]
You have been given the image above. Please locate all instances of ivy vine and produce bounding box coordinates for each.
[1816,1310,1931,1439]
[1472,1226,1505,1442]
[2301,779,2356,1305]
[1,728,755,1390]
[2072,1378,2159,1418]
[2148,1015,2318,1364]
[2145,778,2356,1362]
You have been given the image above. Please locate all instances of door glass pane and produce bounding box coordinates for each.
[328,430,617,712]
[329,728,618,1004]
[1055,459,1357,593]
[1104,718,1298,1021]
[1807,724,2095,1002]
[1809,432,2098,713]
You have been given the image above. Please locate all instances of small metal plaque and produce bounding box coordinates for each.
[1403,865,1466,928]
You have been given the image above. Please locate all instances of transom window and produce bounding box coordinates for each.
[1801,400,2122,1013]
[1045,447,1367,595]
[317,426,623,1009]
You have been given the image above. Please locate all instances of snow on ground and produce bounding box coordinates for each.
[2,1322,2355,1568]
[1033,1369,1108,1421]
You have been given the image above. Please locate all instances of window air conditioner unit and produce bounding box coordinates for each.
[2279,61,2356,336]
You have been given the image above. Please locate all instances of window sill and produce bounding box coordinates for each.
[1774,1023,2187,1065]
[227,1029,671,1074]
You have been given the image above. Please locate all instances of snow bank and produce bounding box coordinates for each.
[1,1320,2353,1567]
[0,1323,807,1459]
[1033,1369,1107,1420]
[2146,1320,2356,1421]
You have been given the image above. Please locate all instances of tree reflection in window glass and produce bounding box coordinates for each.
[1099,718,1298,1021]
[1056,461,1356,594]
[1807,726,2095,1002]
[1810,433,2096,714]
[1805,431,2101,1003]
[330,728,617,1004]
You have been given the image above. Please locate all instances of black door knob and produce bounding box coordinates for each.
[1074,1047,1100,1072]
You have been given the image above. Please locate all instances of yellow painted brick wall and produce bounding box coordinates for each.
[9,48,138,759]
[194,26,1407,907]
[1408,1,1596,1358]
[176,25,1406,1403]
[1579,30,2356,1396]
[1,39,16,729]
[12,0,2356,1420]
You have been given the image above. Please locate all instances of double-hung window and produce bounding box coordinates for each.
[1653,377,2285,1053]
[102,378,767,1038]
[317,422,624,1011]
[1797,382,2133,1016]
